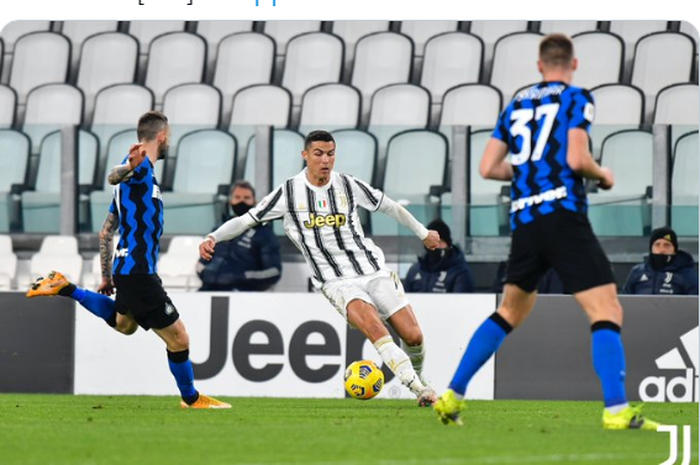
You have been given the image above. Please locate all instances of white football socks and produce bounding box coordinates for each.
[374,335,426,396]
[401,340,428,385]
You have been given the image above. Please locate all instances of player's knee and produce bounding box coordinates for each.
[115,320,137,335]
[401,328,423,346]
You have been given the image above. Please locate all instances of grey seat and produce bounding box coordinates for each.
[671,131,699,236]
[22,130,98,233]
[373,130,447,235]
[76,32,138,123]
[162,129,237,234]
[10,32,70,105]
[587,130,653,236]
[0,130,30,232]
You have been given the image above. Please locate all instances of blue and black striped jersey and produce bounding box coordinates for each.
[109,156,163,275]
[492,81,594,230]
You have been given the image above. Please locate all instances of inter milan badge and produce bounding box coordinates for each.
[165,302,176,315]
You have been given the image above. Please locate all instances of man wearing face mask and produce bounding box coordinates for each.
[197,180,281,291]
[403,219,475,293]
[622,227,698,295]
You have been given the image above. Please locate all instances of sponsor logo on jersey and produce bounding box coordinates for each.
[303,213,347,229]
[115,248,129,258]
[510,186,568,213]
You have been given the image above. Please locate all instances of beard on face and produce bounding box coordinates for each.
[157,142,169,160]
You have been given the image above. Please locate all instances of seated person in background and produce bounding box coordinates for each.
[403,219,475,293]
[622,226,698,295]
[197,181,281,291]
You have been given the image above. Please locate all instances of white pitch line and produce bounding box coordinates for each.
[234,452,663,465]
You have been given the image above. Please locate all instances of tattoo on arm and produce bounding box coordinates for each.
[99,213,119,279]
[107,164,134,185]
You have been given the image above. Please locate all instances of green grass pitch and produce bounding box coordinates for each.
[0,395,696,465]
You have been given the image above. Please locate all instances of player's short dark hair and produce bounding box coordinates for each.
[304,130,335,150]
[231,180,256,198]
[539,33,574,68]
[137,111,169,142]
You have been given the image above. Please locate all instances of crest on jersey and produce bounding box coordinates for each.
[337,192,348,208]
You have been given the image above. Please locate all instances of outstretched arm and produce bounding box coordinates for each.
[97,213,119,295]
[376,196,440,250]
[107,143,146,185]
[199,213,259,261]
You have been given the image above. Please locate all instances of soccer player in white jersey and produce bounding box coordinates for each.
[199,130,440,405]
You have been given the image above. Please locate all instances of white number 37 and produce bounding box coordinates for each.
[509,103,560,166]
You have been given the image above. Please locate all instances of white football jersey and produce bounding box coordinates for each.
[248,169,388,286]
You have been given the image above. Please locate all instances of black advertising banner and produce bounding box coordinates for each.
[496,296,699,402]
[0,293,75,393]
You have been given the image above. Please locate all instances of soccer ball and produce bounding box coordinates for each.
[344,360,384,400]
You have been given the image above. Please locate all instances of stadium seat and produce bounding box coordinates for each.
[373,130,447,235]
[0,84,16,128]
[145,32,206,106]
[23,84,84,154]
[330,21,389,80]
[609,20,668,69]
[0,130,30,232]
[399,21,459,56]
[243,129,304,193]
[213,32,275,125]
[589,84,644,157]
[351,32,413,123]
[25,235,83,288]
[10,32,70,105]
[330,129,377,183]
[588,130,653,236]
[654,83,699,124]
[0,235,18,289]
[467,129,509,236]
[571,32,624,90]
[439,84,502,148]
[282,32,344,106]
[158,236,203,291]
[490,32,543,109]
[0,20,51,53]
[468,20,529,80]
[631,32,695,122]
[194,20,253,77]
[0,20,51,83]
[299,84,360,135]
[539,20,599,36]
[126,20,186,76]
[161,83,221,176]
[162,129,236,234]
[21,130,98,233]
[440,84,501,128]
[0,38,3,82]
[76,32,139,123]
[91,84,154,160]
[671,131,699,236]
[421,32,482,123]
[229,84,291,171]
[367,84,430,180]
[89,129,138,232]
[261,20,322,56]
[61,20,119,75]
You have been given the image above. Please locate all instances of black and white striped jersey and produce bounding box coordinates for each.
[248,169,388,286]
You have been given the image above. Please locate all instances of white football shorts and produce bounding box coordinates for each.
[320,270,409,321]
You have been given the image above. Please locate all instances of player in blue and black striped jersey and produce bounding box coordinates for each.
[435,34,663,430]
[27,111,229,409]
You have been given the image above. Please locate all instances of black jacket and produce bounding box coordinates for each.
[622,250,698,295]
[198,217,282,291]
[403,246,475,293]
